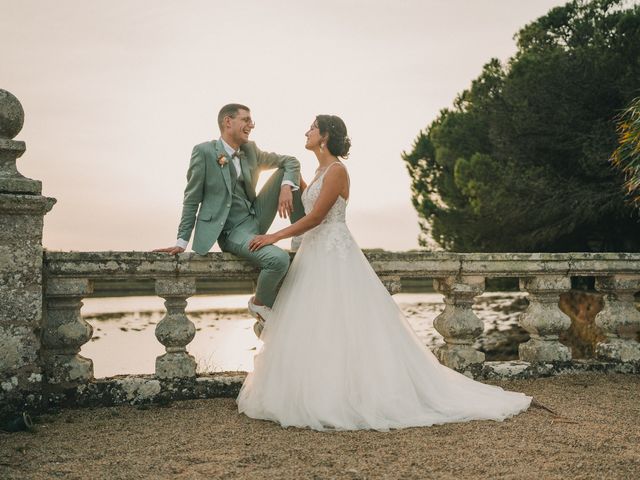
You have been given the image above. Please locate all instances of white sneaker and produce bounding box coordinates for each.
[248,297,271,339]
[248,297,272,322]
[253,318,265,338]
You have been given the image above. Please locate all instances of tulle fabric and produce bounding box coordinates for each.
[236,164,531,431]
[236,222,531,431]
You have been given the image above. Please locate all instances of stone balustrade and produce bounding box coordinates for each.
[39,250,640,383]
[1,87,639,420]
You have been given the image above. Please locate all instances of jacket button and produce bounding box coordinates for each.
[226,203,231,207]
[219,222,224,226]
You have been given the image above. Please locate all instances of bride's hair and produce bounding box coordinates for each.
[316,115,351,159]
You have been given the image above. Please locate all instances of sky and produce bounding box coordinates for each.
[1,0,569,252]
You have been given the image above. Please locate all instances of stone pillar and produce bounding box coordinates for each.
[42,278,94,386]
[155,278,197,379]
[433,276,486,370]
[0,90,55,413]
[594,275,640,362]
[519,276,572,362]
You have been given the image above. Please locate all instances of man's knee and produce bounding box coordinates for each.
[265,248,290,272]
[264,168,285,187]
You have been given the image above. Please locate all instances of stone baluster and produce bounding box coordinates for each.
[432,276,486,370]
[518,276,571,362]
[42,278,94,386]
[594,275,640,362]
[380,275,401,295]
[154,278,197,379]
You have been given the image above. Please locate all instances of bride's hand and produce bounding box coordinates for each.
[249,234,277,252]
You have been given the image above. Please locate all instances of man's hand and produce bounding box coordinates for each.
[278,185,293,218]
[153,246,185,255]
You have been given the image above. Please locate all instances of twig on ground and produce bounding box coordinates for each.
[531,398,560,416]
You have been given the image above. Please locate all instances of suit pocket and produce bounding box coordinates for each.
[197,211,213,222]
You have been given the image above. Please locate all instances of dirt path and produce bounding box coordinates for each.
[1,373,639,479]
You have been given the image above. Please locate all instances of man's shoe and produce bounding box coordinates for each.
[248,297,272,323]
[248,297,271,339]
[253,318,265,338]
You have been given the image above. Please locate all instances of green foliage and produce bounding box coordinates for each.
[611,96,640,206]
[403,0,640,252]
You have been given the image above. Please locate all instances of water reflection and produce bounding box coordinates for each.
[81,293,527,378]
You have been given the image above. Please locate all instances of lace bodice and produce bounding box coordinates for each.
[301,163,348,224]
[300,163,352,257]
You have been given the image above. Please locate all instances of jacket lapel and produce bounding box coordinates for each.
[215,140,233,195]
[239,147,256,201]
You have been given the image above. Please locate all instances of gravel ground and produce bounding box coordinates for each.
[1,373,638,479]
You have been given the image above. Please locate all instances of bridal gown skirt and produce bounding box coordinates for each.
[236,224,532,431]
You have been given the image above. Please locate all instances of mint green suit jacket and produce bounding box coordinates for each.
[177,139,300,255]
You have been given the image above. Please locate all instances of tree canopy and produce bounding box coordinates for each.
[403,0,640,252]
[611,96,640,207]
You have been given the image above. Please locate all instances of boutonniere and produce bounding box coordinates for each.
[217,153,227,168]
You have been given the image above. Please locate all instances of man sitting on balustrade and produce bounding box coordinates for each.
[154,103,304,337]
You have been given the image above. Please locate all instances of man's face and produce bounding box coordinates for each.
[226,109,254,145]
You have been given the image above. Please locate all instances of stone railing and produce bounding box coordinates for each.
[40,251,640,386]
[1,88,639,419]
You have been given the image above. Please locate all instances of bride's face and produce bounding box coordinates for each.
[305,120,323,150]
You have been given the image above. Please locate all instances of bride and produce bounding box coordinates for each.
[236,115,532,431]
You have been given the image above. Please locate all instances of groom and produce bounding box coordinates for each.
[155,103,304,336]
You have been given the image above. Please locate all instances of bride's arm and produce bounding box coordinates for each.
[248,165,348,251]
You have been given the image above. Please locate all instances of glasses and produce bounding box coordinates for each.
[236,115,255,127]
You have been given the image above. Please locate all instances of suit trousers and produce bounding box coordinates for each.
[217,168,305,307]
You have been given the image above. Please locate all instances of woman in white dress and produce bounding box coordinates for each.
[237,115,532,431]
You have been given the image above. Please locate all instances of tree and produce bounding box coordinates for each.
[611,96,640,207]
[403,0,640,252]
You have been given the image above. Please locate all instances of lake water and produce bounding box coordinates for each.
[80,292,526,378]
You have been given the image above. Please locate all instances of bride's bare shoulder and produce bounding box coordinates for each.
[322,163,349,198]
[324,162,348,181]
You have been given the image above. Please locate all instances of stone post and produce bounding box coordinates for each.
[0,90,56,415]
[432,276,486,370]
[155,277,197,379]
[594,275,640,362]
[42,278,94,386]
[518,276,572,362]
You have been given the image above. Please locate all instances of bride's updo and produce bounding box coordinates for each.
[316,115,351,159]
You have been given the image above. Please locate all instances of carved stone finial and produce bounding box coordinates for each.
[0,90,24,140]
[0,89,43,195]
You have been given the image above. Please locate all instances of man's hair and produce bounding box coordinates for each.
[218,103,250,131]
